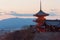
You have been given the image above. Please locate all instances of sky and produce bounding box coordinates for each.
[0,0,60,14]
[0,0,60,20]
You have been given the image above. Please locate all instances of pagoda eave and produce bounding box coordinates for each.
[33,14,49,17]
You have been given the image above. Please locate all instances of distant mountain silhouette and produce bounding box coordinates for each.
[0,18,36,31]
[9,11,33,16]
[10,14,33,16]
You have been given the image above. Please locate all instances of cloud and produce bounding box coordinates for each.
[9,11,33,16]
[48,9,60,16]
[49,12,56,16]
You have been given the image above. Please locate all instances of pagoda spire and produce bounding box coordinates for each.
[40,0,42,11]
[34,0,49,16]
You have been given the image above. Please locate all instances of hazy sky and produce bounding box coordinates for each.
[0,0,60,14]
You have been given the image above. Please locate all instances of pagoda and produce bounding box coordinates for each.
[33,0,49,32]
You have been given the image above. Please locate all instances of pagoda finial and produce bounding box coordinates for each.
[40,0,42,11]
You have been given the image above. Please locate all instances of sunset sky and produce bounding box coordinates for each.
[0,0,60,20]
[0,0,60,14]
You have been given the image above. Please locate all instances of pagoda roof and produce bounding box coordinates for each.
[45,20,60,27]
[40,20,60,28]
[34,10,49,16]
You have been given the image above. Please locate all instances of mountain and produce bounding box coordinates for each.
[0,18,36,31]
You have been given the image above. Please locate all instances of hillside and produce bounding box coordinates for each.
[0,18,36,31]
[1,26,60,40]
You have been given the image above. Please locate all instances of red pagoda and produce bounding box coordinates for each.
[33,0,49,32]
